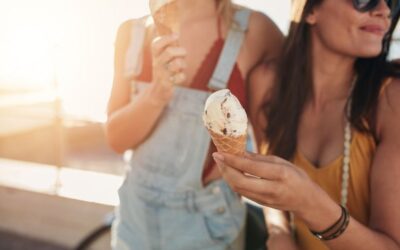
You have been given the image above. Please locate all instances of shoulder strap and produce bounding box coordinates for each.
[207,9,251,90]
[124,17,147,79]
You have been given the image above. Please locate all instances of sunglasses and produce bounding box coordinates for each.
[353,0,400,17]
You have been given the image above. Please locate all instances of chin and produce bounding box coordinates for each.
[357,45,384,58]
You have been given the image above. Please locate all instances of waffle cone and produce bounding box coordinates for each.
[209,130,246,156]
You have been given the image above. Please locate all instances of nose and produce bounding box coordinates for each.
[372,0,392,18]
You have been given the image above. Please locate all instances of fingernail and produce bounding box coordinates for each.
[212,153,224,161]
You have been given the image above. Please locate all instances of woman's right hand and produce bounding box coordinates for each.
[150,34,187,105]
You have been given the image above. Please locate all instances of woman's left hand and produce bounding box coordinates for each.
[212,152,321,218]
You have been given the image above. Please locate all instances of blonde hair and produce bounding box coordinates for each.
[291,0,308,23]
[216,0,238,28]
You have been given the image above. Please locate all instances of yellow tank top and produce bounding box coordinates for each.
[292,130,376,250]
[291,77,392,250]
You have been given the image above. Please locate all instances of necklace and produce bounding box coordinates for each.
[340,76,356,208]
[341,106,351,207]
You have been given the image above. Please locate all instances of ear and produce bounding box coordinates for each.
[305,10,317,25]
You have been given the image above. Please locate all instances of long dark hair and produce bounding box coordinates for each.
[264,0,400,160]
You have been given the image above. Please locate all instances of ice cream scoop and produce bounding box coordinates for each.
[203,89,248,155]
[203,89,247,136]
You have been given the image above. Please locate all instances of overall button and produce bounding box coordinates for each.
[211,186,221,195]
[215,207,226,214]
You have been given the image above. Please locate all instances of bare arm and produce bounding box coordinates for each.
[244,11,284,66]
[105,20,186,153]
[247,63,274,150]
[299,79,400,250]
[245,10,283,148]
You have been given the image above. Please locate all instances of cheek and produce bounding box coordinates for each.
[354,27,386,57]
[315,20,383,58]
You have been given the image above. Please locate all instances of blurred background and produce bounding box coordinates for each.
[0,0,398,249]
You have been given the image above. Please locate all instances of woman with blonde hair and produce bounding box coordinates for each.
[214,0,400,249]
[105,0,283,249]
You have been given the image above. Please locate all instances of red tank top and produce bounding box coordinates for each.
[135,17,247,180]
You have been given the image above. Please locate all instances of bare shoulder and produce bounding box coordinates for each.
[117,19,134,36]
[114,19,136,56]
[248,61,277,94]
[110,18,149,115]
[247,61,277,146]
[115,19,135,44]
[245,9,284,61]
[369,77,400,243]
[113,16,153,72]
[247,61,277,114]
[247,10,280,33]
[376,77,400,140]
[378,78,400,119]
[115,17,150,45]
[247,10,283,42]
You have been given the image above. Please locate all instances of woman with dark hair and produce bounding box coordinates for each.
[213,0,400,249]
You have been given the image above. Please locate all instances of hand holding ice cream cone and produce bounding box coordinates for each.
[149,0,186,94]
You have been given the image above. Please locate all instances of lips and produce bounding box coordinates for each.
[360,25,388,36]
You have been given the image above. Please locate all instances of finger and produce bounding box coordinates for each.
[158,47,187,66]
[166,58,187,73]
[216,163,280,206]
[151,34,179,57]
[170,72,187,85]
[239,185,286,210]
[239,189,275,207]
[244,152,288,165]
[214,158,276,192]
[213,152,285,180]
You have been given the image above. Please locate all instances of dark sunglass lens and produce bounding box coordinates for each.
[356,0,372,9]
[355,0,400,16]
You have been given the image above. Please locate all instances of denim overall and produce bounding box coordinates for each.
[112,9,251,250]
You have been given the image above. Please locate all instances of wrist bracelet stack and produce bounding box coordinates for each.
[310,205,350,241]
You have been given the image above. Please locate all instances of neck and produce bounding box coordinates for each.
[177,0,217,22]
[310,32,356,110]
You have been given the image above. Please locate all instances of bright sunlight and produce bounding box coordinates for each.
[0,0,289,122]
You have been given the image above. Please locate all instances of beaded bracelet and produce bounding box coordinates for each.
[310,205,350,241]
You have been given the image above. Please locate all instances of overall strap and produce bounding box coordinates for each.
[124,17,147,79]
[208,9,251,90]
